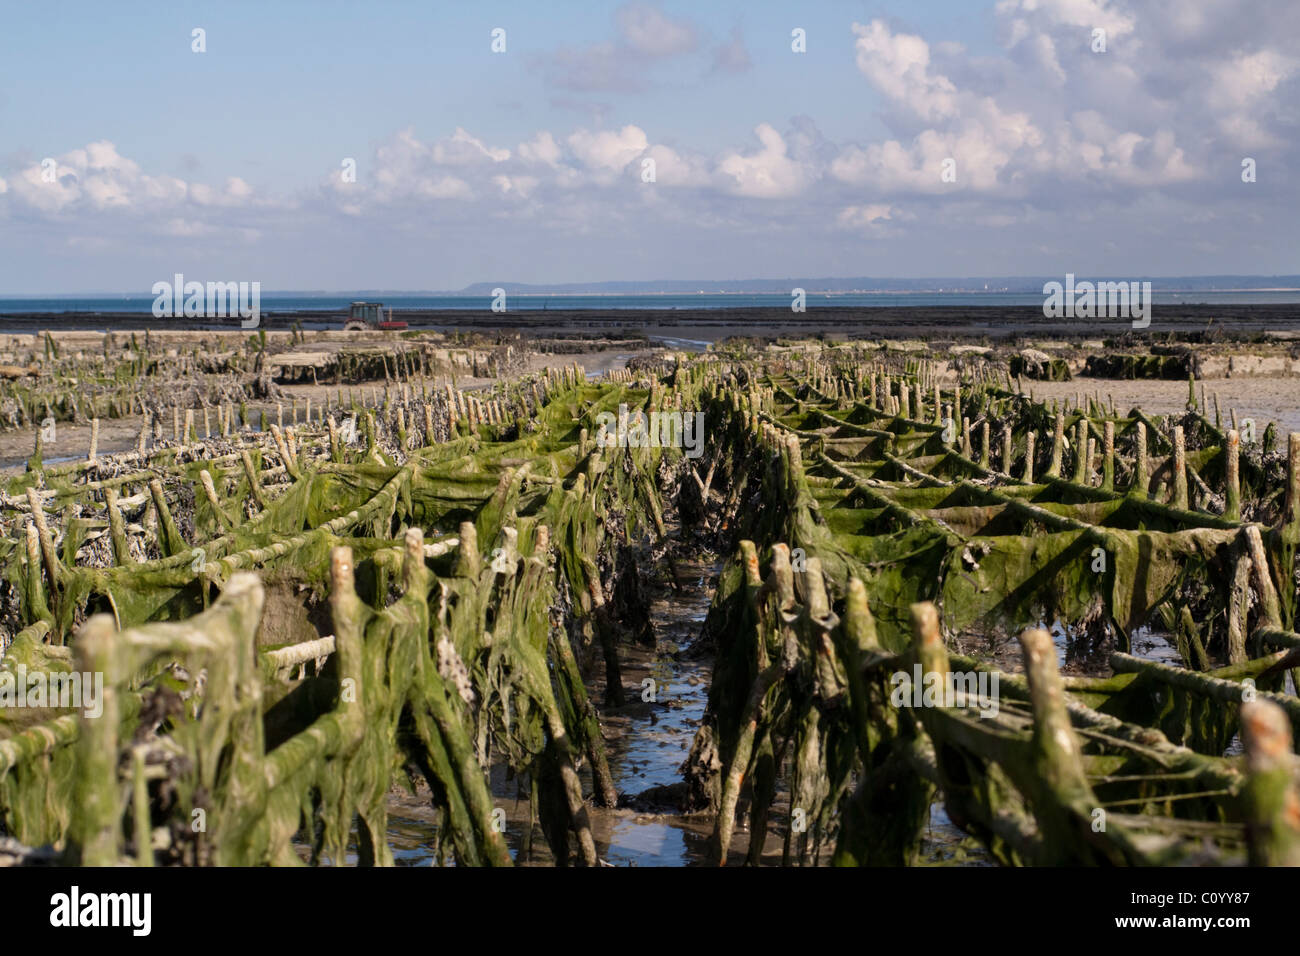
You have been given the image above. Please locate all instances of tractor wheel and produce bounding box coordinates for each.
[343,321,368,332]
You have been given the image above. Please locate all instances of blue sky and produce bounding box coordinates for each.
[1,0,1296,292]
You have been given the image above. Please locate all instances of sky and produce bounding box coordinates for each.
[0,0,1296,293]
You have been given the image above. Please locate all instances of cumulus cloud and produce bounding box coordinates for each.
[3,1,1296,281]
[517,131,563,167]
[716,124,812,198]
[568,125,649,172]
[7,140,188,214]
[852,20,961,123]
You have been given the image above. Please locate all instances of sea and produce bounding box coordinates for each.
[2,290,1300,314]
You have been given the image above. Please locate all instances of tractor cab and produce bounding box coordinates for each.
[343,301,407,331]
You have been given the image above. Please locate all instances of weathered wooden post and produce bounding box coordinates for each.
[1047,409,1065,478]
[1225,429,1241,521]
[1245,525,1283,629]
[199,470,233,533]
[1133,421,1148,497]
[1287,433,1300,537]
[1020,626,1097,857]
[70,615,121,865]
[1073,419,1088,484]
[240,449,268,509]
[1240,699,1300,866]
[104,487,130,566]
[1102,420,1114,491]
[1227,536,1251,664]
[1172,425,1188,510]
[148,478,185,557]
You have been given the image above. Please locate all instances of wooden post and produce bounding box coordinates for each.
[1134,421,1148,497]
[104,487,130,566]
[1073,419,1088,484]
[1024,431,1036,483]
[1047,410,1065,478]
[1287,433,1300,535]
[1225,429,1241,521]
[1227,544,1251,664]
[1245,525,1283,629]
[1171,425,1188,509]
[454,521,481,579]
[1001,424,1012,475]
[269,424,300,480]
[26,488,60,602]
[199,470,233,533]
[71,615,121,865]
[240,449,269,509]
[327,416,340,462]
[911,602,947,684]
[1102,421,1114,491]
[148,479,185,557]
[1240,700,1300,866]
[1022,627,1086,790]
[24,522,52,624]
[87,417,99,463]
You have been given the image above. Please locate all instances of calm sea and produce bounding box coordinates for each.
[2,291,1300,313]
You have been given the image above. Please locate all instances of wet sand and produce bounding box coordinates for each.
[1028,377,1300,436]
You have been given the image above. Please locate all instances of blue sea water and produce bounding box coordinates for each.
[1,290,1298,314]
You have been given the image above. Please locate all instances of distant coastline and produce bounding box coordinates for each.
[3,290,1300,316]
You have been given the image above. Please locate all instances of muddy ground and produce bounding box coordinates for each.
[7,302,1300,339]
[6,339,1298,470]
[0,345,638,469]
[1028,378,1300,435]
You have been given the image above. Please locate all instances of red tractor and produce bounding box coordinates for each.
[343,301,407,331]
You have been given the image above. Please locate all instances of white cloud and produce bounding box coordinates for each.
[432,127,511,165]
[715,123,811,198]
[518,131,563,166]
[644,144,708,186]
[615,3,698,57]
[995,0,1136,39]
[852,20,959,123]
[838,204,895,228]
[7,140,196,213]
[568,125,648,172]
